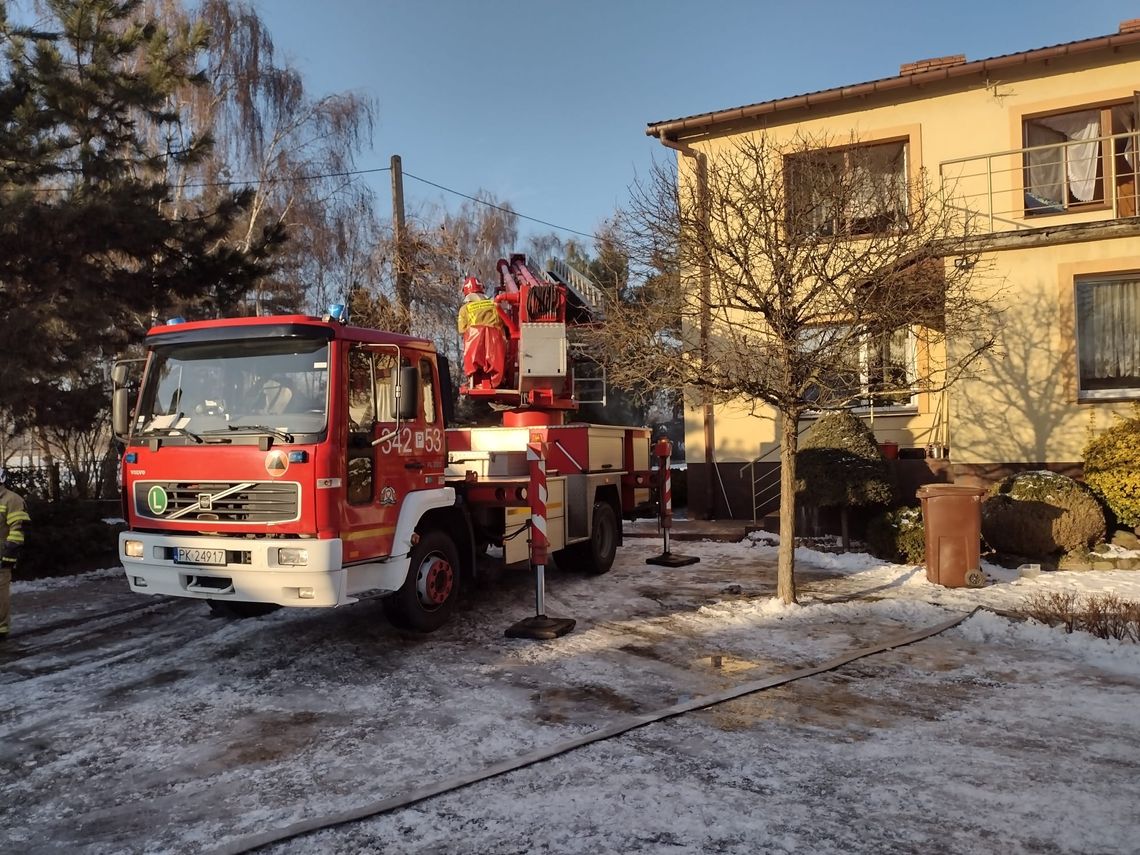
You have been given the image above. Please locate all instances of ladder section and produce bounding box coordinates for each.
[545,258,606,320]
[569,345,606,405]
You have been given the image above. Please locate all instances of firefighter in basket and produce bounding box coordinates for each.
[456,276,506,389]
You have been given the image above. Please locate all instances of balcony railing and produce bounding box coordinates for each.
[939,130,1140,234]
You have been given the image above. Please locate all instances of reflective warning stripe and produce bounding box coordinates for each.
[527,443,548,565]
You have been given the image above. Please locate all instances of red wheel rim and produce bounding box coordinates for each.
[416,554,454,608]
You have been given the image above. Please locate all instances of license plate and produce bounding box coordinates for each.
[173,547,226,566]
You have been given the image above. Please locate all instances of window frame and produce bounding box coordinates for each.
[1021,99,1136,217]
[1074,271,1140,401]
[802,324,918,414]
[785,138,911,238]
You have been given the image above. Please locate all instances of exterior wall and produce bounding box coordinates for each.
[951,237,1140,466]
[675,46,1140,519]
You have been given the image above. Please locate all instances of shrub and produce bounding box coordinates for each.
[866,506,925,564]
[1019,591,1140,642]
[16,498,125,580]
[1083,408,1140,528]
[796,411,893,509]
[980,470,1105,558]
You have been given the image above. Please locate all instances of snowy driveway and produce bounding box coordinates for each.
[2,535,1139,854]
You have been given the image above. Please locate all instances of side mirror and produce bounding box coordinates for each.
[396,365,419,421]
[111,360,132,438]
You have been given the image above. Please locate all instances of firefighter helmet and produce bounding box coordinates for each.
[462,276,484,297]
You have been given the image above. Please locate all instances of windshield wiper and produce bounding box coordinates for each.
[140,415,203,444]
[224,424,294,443]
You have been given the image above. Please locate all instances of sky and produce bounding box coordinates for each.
[4,532,1140,852]
[249,0,1140,246]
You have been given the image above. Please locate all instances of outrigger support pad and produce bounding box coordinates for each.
[646,550,700,567]
[505,614,576,640]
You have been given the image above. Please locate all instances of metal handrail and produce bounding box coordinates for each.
[939,129,1136,167]
[939,129,1139,233]
[740,420,813,525]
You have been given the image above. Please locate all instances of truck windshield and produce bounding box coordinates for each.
[136,337,330,441]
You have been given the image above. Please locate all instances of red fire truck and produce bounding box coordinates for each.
[113,256,655,632]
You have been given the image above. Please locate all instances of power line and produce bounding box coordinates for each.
[6,160,607,242]
[181,165,391,189]
[402,170,602,241]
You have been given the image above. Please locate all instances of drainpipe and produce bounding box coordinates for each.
[657,131,717,520]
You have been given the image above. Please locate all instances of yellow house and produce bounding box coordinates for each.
[646,20,1140,521]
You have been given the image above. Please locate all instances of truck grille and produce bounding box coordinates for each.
[134,481,300,524]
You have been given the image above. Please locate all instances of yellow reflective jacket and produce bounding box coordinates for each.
[0,486,29,564]
[457,298,504,333]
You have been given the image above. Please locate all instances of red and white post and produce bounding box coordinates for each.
[505,441,576,639]
[658,438,674,553]
[528,441,549,612]
[646,437,700,568]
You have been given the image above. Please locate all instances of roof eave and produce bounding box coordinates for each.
[647,30,1140,141]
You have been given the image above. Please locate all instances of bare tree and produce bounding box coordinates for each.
[150,0,379,317]
[593,132,1003,604]
[396,192,519,374]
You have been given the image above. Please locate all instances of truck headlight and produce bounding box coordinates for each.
[277,547,309,566]
[124,540,144,558]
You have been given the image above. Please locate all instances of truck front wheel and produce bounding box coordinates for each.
[561,500,619,575]
[383,530,461,632]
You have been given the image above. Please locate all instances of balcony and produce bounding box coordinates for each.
[939,130,1140,235]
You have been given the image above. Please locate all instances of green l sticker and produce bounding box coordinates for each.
[147,485,168,515]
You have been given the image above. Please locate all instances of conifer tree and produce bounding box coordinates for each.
[0,0,280,441]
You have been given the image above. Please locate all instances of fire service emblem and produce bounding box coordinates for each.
[265,450,289,477]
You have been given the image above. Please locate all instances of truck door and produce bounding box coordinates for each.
[371,351,446,504]
[342,346,445,563]
[342,344,405,562]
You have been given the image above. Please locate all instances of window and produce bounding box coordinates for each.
[1076,273,1140,399]
[420,358,436,424]
[803,325,916,409]
[787,140,909,236]
[138,337,329,440]
[348,347,375,428]
[865,328,914,407]
[348,346,408,427]
[373,352,400,422]
[1023,102,1137,214]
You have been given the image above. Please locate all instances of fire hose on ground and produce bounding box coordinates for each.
[212,605,983,855]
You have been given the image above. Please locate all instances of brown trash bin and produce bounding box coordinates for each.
[916,484,987,588]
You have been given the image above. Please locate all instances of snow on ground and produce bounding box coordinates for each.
[2,534,1139,854]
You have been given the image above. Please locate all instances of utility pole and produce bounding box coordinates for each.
[390,154,412,334]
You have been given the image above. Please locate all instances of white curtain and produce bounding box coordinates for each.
[1026,110,1101,203]
[1077,277,1140,390]
[1111,105,1137,168]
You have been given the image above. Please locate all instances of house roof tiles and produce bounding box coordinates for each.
[647,28,1140,140]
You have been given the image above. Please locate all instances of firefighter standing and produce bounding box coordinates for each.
[457,276,507,389]
[0,468,29,642]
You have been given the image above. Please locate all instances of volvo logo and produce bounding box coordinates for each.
[198,493,213,511]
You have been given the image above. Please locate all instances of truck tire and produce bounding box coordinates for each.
[383,530,461,632]
[207,600,281,619]
[562,500,619,575]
